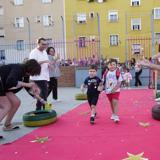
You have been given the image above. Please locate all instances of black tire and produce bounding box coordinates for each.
[23,110,57,127]
[152,105,160,120]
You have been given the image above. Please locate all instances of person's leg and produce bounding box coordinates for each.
[90,95,99,124]
[112,98,120,122]
[112,99,118,115]
[35,81,48,110]
[52,77,58,100]
[47,78,52,98]
[4,92,21,127]
[135,72,138,86]
[0,97,12,123]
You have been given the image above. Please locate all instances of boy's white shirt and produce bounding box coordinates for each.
[104,70,123,94]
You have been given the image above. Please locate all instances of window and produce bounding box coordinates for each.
[0,50,5,62]
[108,11,118,22]
[0,6,4,15]
[43,15,53,26]
[132,44,141,54]
[155,33,160,43]
[42,0,52,3]
[35,16,41,23]
[89,12,95,19]
[131,0,140,6]
[154,8,160,20]
[14,0,23,5]
[77,13,87,24]
[131,18,141,30]
[15,17,24,28]
[110,35,119,46]
[16,40,24,50]
[97,0,104,3]
[0,28,5,37]
[78,37,86,48]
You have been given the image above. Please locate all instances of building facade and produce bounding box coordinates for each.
[65,0,160,62]
[0,0,64,63]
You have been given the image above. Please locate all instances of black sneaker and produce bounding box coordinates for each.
[94,112,97,118]
[90,116,95,124]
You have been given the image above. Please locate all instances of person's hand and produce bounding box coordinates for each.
[152,52,160,60]
[97,85,104,92]
[80,85,85,93]
[137,59,150,67]
[29,82,41,95]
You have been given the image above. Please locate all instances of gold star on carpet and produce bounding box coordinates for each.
[139,122,150,128]
[123,152,148,160]
[30,136,50,144]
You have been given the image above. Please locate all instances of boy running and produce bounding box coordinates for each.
[102,59,123,123]
[81,65,103,124]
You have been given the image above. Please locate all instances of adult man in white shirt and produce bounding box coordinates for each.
[29,37,50,110]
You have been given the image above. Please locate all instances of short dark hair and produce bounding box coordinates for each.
[37,37,46,44]
[108,58,118,65]
[46,47,55,55]
[89,65,98,71]
[24,59,41,76]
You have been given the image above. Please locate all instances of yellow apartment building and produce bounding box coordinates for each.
[65,0,160,62]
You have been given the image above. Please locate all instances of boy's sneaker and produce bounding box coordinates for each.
[90,116,95,124]
[114,115,120,123]
[110,114,116,120]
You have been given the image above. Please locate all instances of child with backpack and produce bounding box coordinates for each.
[81,65,103,124]
[102,59,123,123]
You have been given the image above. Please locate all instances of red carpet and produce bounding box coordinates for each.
[0,89,160,160]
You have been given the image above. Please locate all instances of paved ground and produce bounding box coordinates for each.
[0,87,85,144]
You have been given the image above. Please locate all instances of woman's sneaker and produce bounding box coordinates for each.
[90,116,95,124]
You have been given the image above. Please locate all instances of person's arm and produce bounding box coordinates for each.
[111,74,123,93]
[138,60,160,71]
[111,82,121,93]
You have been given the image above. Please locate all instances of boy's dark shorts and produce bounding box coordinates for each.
[87,93,99,106]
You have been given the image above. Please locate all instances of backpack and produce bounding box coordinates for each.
[102,69,121,85]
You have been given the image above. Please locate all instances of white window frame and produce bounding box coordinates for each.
[155,33,160,43]
[97,0,104,3]
[0,6,4,15]
[131,18,141,30]
[42,0,53,4]
[131,0,140,6]
[0,28,5,37]
[15,17,24,28]
[132,43,141,54]
[16,40,25,50]
[77,13,87,24]
[109,34,119,46]
[43,15,53,26]
[14,0,23,5]
[108,10,118,22]
[89,12,95,19]
[35,16,41,23]
[154,8,160,20]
